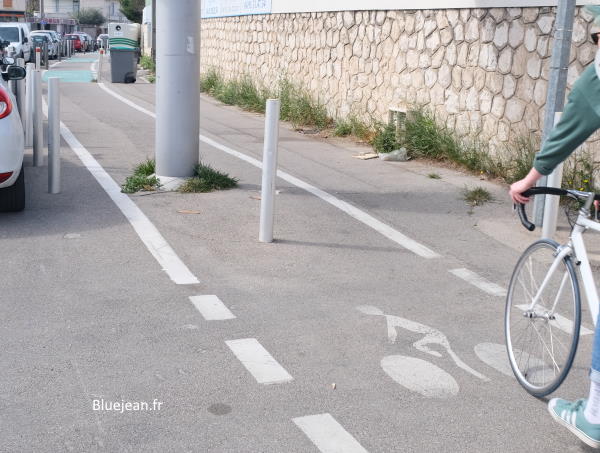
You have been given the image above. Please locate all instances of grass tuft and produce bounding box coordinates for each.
[140,55,155,72]
[122,159,160,193]
[463,186,493,206]
[179,163,239,193]
[428,173,441,179]
[372,122,401,154]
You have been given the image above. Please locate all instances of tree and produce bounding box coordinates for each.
[74,8,106,26]
[119,0,145,23]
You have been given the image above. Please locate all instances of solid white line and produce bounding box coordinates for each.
[189,295,236,320]
[449,268,507,297]
[41,98,199,285]
[97,82,440,259]
[225,338,293,384]
[293,413,369,453]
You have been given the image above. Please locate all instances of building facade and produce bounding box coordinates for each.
[0,0,27,22]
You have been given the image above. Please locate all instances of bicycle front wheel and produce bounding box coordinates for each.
[505,239,581,397]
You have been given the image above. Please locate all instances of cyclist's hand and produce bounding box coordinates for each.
[509,179,533,204]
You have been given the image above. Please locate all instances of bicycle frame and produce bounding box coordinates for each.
[526,212,600,328]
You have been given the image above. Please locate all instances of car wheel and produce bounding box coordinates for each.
[0,166,26,212]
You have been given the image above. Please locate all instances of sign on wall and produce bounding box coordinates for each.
[201,0,272,18]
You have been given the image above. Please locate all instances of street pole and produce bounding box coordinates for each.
[533,0,576,226]
[155,0,199,186]
[152,0,156,61]
[48,77,61,194]
[40,0,44,29]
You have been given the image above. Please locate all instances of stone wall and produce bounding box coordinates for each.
[200,7,598,148]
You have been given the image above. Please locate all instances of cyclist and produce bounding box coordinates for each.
[509,6,600,448]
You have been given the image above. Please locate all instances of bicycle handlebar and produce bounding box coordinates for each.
[515,187,600,232]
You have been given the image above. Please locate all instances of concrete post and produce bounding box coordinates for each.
[155,0,200,185]
[25,63,34,146]
[98,49,104,83]
[533,0,576,226]
[48,77,61,194]
[259,100,281,243]
[32,70,43,167]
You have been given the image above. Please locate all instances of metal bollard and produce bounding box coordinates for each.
[43,42,49,70]
[48,77,61,194]
[32,70,43,167]
[25,63,34,146]
[35,47,41,70]
[15,58,25,122]
[259,99,281,243]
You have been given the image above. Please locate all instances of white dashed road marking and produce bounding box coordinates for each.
[97,82,441,259]
[225,338,293,385]
[449,268,507,297]
[293,413,369,453]
[190,295,236,320]
[42,98,199,285]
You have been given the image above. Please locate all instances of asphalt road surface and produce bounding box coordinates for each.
[2,53,599,452]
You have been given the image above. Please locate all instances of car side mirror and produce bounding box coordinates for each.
[23,37,28,44]
[2,65,26,81]
[2,57,15,65]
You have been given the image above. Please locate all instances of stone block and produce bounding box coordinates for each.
[505,98,526,123]
[438,63,452,88]
[522,8,539,24]
[406,49,420,70]
[537,15,554,35]
[512,46,528,77]
[526,53,542,79]
[445,42,457,66]
[461,68,474,89]
[502,74,517,99]
[482,17,496,43]
[452,66,462,89]
[508,20,525,48]
[480,89,493,114]
[376,11,386,26]
[533,79,547,106]
[491,95,506,118]
[445,89,460,113]
[489,8,505,23]
[425,30,441,50]
[454,23,465,42]
[508,8,522,19]
[447,9,460,26]
[572,18,587,45]
[425,68,437,88]
[536,35,549,57]
[457,42,469,67]
[524,26,537,52]
[486,72,504,95]
[391,20,402,41]
[467,43,480,67]
[482,114,498,137]
[430,84,445,105]
[424,19,437,37]
[474,68,486,91]
[395,53,407,72]
[578,44,596,66]
[436,10,449,29]
[465,18,480,43]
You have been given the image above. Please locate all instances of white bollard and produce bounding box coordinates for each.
[16,58,25,121]
[259,99,281,243]
[25,63,34,146]
[48,77,61,194]
[542,112,564,240]
[97,49,104,82]
[32,70,43,167]
[35,47,41,70]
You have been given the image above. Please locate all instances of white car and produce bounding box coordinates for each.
[0,23,31,62]
[0,54,26,211]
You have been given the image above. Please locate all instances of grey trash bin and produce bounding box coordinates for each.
[110,47,138,83]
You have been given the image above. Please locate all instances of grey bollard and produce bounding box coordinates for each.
[48,77,61,194]
[32,70,43,167]
[25,63,34,146]
[15,58,25,122]
[259,99,281,243]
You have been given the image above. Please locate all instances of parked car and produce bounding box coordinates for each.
[0,23,31,62]
[29,31,58,59]
[64,34,83,52]
[29,34,53,62]
[97,33,109,50]
[0,52,27,211]
[73,32,91,51]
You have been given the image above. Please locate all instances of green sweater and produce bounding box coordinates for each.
[533,64,600,176]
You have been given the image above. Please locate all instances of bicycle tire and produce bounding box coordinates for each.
[505,239,581,397]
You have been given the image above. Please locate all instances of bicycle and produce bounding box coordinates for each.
[505,187,600,397]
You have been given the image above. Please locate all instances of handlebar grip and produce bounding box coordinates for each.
[516,203,535,231]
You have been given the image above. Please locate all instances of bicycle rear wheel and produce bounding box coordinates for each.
[505,239,581,397]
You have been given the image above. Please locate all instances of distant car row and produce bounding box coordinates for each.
[0,22,100,62]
